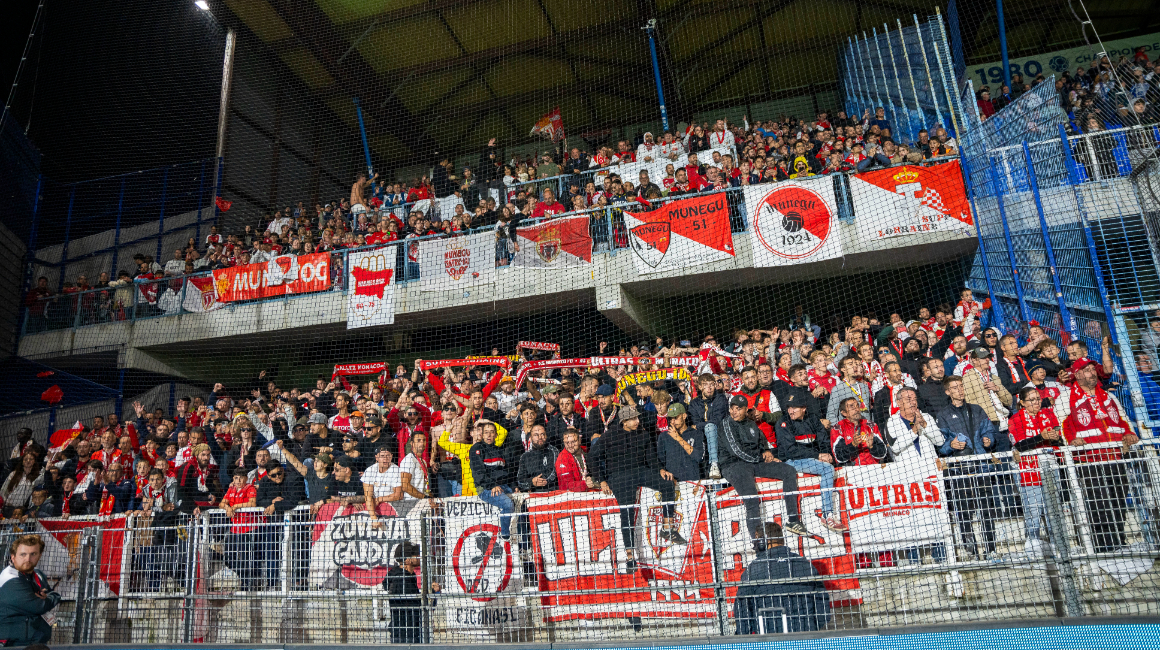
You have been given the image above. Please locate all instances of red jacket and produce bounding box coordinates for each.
[554,448,589,492]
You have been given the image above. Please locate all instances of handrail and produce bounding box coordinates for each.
[20,156,971,338]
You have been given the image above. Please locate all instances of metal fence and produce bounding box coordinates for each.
[31,441,1158,644]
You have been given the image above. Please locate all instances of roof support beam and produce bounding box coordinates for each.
[265,0,432,163]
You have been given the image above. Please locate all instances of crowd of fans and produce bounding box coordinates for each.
[975,50,1160,131]
[4,289,1146,579]
[24,105,966,331]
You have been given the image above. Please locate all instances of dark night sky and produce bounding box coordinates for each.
[1,0,224,183]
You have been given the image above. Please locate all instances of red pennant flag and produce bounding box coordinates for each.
[41,385,64,405]
[215,196,233,212]
[36,371,54,378]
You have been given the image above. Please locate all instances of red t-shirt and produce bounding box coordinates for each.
[224,484,258,533]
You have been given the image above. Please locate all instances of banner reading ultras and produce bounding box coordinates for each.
[745,177,842,267]
[849,161,974,242]
[212,253,331,302]
[528,456,952,621]
[624,193,735,275]
[347,249,396,329]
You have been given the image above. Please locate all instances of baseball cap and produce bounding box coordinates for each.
[729,395,749,408]
[784,387,811,407]
[666,402,686,417]
[334,456,354,469]
[365,415,383,427]
[351,410,364,418]
[595,384,614,396]
[308,413,328,424]
[618,406,640,422]
[541,384,560,394]
[1070,357,1096,373]
[970,347,992,359]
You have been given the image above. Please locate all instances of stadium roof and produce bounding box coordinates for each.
[215,0,1158,169]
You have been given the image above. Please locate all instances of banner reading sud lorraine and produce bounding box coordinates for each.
[849,161,973,242]
[212,253,331,302]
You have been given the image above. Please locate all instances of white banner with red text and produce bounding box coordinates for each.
[419,232,495,292]
[441,498,529,633]
[347,249,397,329]
[745,177,843,267]
[525,455,951,621]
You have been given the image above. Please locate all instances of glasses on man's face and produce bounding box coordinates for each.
[269,471,284,478]
[406,411,419,417]
[985,334,998,339]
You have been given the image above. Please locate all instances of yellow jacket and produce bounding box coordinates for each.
[438,423,507,496]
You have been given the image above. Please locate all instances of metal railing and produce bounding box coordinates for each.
[19,156,962,340]
[40,440,1160,644]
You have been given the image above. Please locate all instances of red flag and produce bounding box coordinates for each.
[41,385,63,405]
[49,422,84,455]
[36,371,54,378]
[529,107,564,141]
[215,196,233,212]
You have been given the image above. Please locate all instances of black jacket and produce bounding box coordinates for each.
[995,355,1031,396]
[176,462,223,513]
[717,416,772,469]
[255,475,307,513]
[688,392,729,430]
[774,417,831,462]
[516,444,559,492]
[732,544,831,634]
[870,384,904,438]
[587,423,658,482]
[546,411,585,450]
[918,377,949,416]
[469,441,509,492]
[585,406,619,443]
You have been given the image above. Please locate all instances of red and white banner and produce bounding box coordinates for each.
[624,193,735,275]
[517,341,560,352]
[420,357,512,372]
[347,249,396,329]
[419,232,494,292]
[529,107,564,141]
[212,253,331,302]
[308,502,421,590]
[36,517,128,597]
[513,356,701,388]
[332,361,388,380]
[512,215,592,269]
[850,161,974,241]
[182,276,221,313]
[527,457,951,621]
[745,178,842,267]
